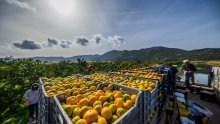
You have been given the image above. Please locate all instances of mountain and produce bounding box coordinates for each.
[31,46,220,61]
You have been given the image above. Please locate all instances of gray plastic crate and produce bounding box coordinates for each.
[98,83,144,124]
[103,72,166,124]
[53,82,145,124]
[143,80,168,124]
[38,83,54,124]
[149,106,159,124]
[53,94,72,124]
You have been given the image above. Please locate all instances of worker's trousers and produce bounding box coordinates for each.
[28,103,38,119]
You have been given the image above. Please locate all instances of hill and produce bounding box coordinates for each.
[32,46,220,61]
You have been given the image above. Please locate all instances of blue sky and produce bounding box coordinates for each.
[0,0,219,57]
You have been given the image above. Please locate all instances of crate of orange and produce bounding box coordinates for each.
[53,82,146,124]
[38,76,102,124]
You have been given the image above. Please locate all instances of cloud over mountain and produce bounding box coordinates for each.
[13,40,41,50]
[47,38,58,47]
[108,36,125,46]
[60,41,72,48]
[11,34,125,50]
[74,37,89,46]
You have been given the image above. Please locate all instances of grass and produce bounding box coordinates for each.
[191,60,220,66]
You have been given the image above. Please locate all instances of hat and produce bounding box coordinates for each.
[31,83,39,90]
[182,60,189,63]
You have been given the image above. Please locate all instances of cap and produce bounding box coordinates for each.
[182,59,189,63]
[31,83,39,90]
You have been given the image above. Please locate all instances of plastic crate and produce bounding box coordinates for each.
[53,94,72,124]
[38,83,54,124]
[106,73,167,124]
[149,106,159,124]
[53,82,145,124]
[143,79,168,124]
[98,83,144,124]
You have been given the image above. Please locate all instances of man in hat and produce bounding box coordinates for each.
[181,60,197,88]
[23,83,39,123]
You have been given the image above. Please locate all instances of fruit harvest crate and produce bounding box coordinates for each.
[38,76,102,124]
[143,77,168,124]
[97,72,168,124]
[98,83,145,124]
[53,82,145,124]
[38,83,55,124]
[100,73,165,124]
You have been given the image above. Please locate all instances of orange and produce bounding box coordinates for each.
[122,94,130,101]
[103,87,108,92]
[94,105,102,114]
[62,104,74,117]
[83,109,98,124]
[109,115,118,124]
[103,102,110,107]
[75,119,88,124]
[97,90,105,95]
[90,86,96,91]
[89,96,97,106]
[130,94,137,102]
[77,95,84,102]
[94,92,102,99]
[78,98,89,107]
[109,104,117,113]
[66,96,78,105]
[72,116,80,124]
[93,101,102,107]
[72,108,80,118]
[116,108,126,117]
[106,93,114,101]
[107,84,113,90]
[114,98,124,108]
[97,117,107,124]
[101,107,112,120]
[99,96,107,103]
[124,100,133,109]
[79,106,90,118]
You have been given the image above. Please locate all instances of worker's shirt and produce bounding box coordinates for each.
[182,64,197,80]
[23,89,39,105]
[182,64,197,72]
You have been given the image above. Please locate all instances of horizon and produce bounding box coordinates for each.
[0,0,220,57]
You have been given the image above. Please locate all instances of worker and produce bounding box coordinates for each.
[23,83,39,123]
[181,60,197,89]
[208,66,214,87]
[87,64,93,71]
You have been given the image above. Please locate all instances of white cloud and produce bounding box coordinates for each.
[107,35,125,46]
[60,41,72,48]
[5,0,37,12]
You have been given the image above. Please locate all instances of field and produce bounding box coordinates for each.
[191,60,220,73]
